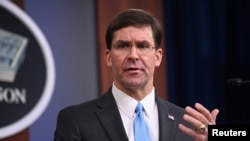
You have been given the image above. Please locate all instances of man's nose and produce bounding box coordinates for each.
[127,45,139,59]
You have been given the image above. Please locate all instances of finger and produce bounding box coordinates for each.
[179,124,208,141]
[194,103,214,122]
[183,114,204,128]
[195,103,219,124]
[178,123,197,137]
[185,106,208,124]
[211,108,220,121]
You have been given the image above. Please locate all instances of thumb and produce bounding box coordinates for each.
[211,108,220,122]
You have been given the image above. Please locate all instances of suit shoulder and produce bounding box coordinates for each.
[157,96,186,113]
[59,98,99,114]
[57,91,113,117]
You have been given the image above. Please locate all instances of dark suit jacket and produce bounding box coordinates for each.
[54,87,194,141]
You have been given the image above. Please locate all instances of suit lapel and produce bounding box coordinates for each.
[94,89,181,141]
[156,96,178,141]
[95,89,129,141]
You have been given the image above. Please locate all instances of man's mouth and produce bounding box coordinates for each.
[124,67,143,74]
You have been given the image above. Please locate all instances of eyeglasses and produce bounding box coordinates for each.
[111,43,155,55]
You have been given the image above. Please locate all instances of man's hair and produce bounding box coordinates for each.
[105,9,163,50]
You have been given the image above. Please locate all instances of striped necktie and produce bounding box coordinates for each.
[134,102,151,141]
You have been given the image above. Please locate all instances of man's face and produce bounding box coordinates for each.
[105,26,162,92]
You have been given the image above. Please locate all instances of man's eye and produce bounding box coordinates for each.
[117,44,130,49]
[137,44,149,49]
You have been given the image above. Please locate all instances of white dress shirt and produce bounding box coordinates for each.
[112,84,159,141]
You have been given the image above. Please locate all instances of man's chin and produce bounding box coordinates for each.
[123,81,144,89]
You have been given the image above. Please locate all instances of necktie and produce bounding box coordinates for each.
[134,102,151,141]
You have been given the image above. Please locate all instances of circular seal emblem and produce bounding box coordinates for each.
[0,1,55,139]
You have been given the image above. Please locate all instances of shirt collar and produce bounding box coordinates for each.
[112,83,156,119]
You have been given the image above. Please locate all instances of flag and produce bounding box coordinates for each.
[168,114,175,120]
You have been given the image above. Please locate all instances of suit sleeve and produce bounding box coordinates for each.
[54,108,81,141]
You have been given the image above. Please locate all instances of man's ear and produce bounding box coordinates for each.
[155,48,163,67]
[105,49,112,67]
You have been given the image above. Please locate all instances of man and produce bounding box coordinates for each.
[54,9,219,141]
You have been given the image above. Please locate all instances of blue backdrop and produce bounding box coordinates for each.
[163,0,250,124]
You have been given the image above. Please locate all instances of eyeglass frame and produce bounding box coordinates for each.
[111,41,156,55]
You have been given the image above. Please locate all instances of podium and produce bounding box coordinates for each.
[0,129,29,141]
